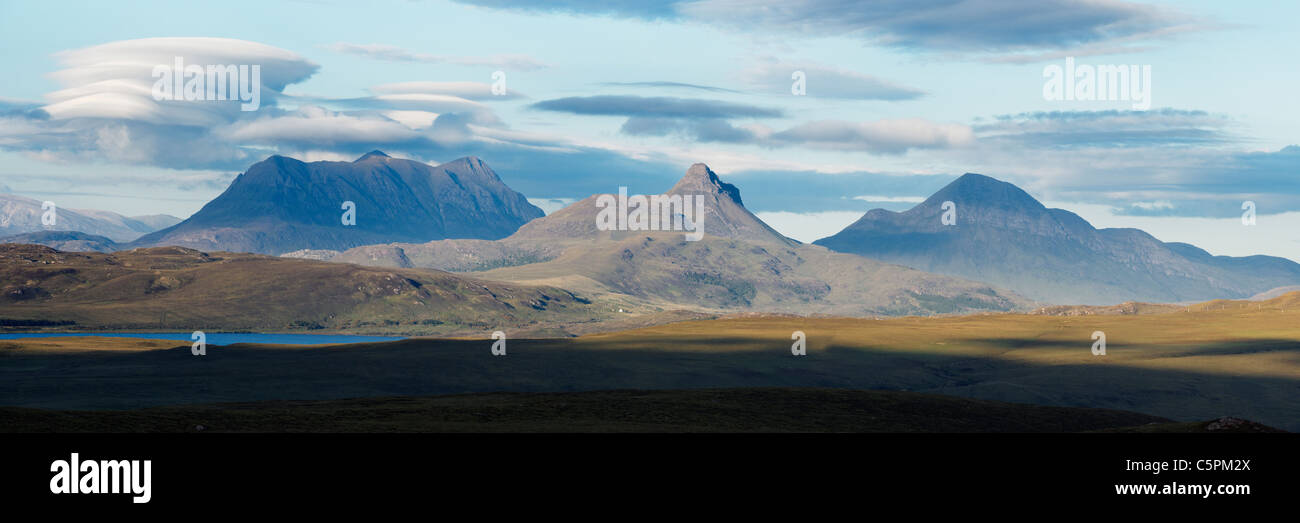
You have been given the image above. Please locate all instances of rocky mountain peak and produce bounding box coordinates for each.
[670,163,743,205]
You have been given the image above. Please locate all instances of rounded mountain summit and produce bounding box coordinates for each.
[131,151,545,255]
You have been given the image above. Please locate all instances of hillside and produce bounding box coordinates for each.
[0,243,603,334]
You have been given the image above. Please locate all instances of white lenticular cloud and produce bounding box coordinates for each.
[0,38,330,169]
[45,37,319,123]
[0,37,576,170]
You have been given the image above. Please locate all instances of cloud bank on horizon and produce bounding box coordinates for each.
[0,0,1295,260]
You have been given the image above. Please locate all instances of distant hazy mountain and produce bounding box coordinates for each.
[0,231,119,252]
[0,194,179,242]
[331,164,1029,316]
[815,173,1300,305]
[131,151,545,255]
[126,214,183,231]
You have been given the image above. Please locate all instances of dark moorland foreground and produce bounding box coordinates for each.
[5,388,1282,433]
[2,291,1298,432]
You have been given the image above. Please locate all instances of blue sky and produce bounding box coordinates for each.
[0,0,1296,259]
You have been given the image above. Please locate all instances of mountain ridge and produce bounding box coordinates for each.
[0,230,119,252]
[815,172,1300,305]
[0,194,180,242]
[131,152,545,255]
[326,163,1031,316]
[509,162,796,246]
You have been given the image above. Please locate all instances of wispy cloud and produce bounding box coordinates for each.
[454,0,678,19]
[325,42,548,71]
[744,59,925,100]
[974,109,1235,149]
[369,81,527,100]
[598,81,740,93]
[531,95,781,118]
[458,0,1200,55]
[532,94,970,153]
[767,118,974,153]
[688,0,1192,52]
[852,195,925,203]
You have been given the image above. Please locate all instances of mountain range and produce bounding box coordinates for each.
[0,231,121,252]
[130,151,544,255]
[507,163,796,246]
[0,193,179,242]
[7,152,1296,310]
[319,163,1028,316]
[814,173,1300,304]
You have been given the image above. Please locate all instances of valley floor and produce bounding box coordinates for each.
[1,300,1298,432]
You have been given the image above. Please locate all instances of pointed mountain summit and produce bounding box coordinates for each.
[355,150,392,161]
[815,173,1300,305]
[132,153,544,255]
[671,163,744,204]
[512,163,795,246]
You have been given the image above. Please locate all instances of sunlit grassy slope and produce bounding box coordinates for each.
[0,244,606,335]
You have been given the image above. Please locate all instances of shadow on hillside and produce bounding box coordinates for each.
[969,337,1300,357]
[1,336,1297,431]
